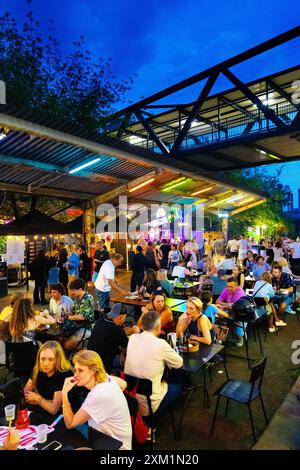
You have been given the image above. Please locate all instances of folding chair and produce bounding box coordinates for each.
[211,353,268,443]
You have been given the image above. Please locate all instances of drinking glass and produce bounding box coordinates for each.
[4,404,16,427]
[36,424,48,444]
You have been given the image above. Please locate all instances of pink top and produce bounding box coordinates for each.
[218,286,245,304]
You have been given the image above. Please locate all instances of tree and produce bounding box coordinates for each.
[0,0,135,129]
[220,167,294,236]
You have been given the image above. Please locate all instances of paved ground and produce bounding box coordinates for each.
[1,271,300,450]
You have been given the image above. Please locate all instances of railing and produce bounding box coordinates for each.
[128,102,297,154]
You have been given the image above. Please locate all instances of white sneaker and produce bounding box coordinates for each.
[235,338,244,347]
[269,327,276,333]
[275,320,287,327]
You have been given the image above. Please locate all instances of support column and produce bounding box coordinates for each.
[83,204,96,255]
[222,216,229,241]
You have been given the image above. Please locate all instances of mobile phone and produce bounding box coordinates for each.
[40,440,62,450]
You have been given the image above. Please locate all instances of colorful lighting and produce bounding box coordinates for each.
[69,157,101,174]
[191,186,213,196]
[129,177,155,192]
[236,197,255,205]
[162,178,188,192]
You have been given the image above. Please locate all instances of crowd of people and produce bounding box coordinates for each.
[0,231,300,450]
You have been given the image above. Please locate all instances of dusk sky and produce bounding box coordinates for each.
[5,0,300,204]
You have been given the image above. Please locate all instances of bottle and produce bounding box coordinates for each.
[179,332,184,353]
[15,390,30,429]
[61,307,65,322]
[184,331,190,353]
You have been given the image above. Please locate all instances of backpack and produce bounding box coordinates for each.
[121,372,149,444]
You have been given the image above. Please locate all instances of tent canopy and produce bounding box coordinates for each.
[0,209,76,235]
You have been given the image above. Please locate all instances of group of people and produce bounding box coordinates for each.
[29,242,90,305]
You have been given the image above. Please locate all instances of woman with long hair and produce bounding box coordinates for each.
[139,268,161,296]
[9,298,55,344]
[138,291,175,334]
[62,350,132,450]
[176,296,214,345]
[24,341,80,415]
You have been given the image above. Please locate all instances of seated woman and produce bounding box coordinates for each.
[176,297,214,345]
[232,265,245,289]
[8,298,55,344]
[61,350,132,450]
[200,290,228,324]
[138,268,162,297]
[253,271,280,332]
[0,292,23,341]
[157,269,174,297]
[24,340,81,415]
[138,292,175,335]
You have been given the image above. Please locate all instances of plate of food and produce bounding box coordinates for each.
[125,295,138,300]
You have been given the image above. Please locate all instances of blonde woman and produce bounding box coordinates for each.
[9,298,55,344]
[176,297,214,345]
[66,245,80,285]
[24,341,80,415]
[62,350,132,450]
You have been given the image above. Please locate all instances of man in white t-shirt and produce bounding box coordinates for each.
[94,253,130,309]
[124,310,183,416]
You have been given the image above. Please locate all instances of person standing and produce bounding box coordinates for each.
[77,245,90,283]
[290,237,300,275]
[130,245,147,292]
[29,250,48,305]
[159,239,171,269]
[237,234,250,264]
[94,254,130,309]
[66,245,80,286]
[58,242,68,291]
[92,240,109,282]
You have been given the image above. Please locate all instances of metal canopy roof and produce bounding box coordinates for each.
[103,27,300,172]
[0,107,265,216]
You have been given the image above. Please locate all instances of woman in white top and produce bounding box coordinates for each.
[62,350,132,450]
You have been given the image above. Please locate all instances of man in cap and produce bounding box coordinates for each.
[87,303,128,373]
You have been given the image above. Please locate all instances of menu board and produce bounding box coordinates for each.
[6,239,25,265]
[28,239,46,263]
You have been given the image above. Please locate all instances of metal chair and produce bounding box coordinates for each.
[211,353,268,443]
[123,373,176,449]
[0,377,22,415]
[4,341,37,382]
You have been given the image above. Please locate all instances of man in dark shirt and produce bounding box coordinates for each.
[271,263,295,322]
[130,245,147,292]
[77,245,90,282]
[93,240,109,282]
[159,239,171,269]
[87,303,128,373]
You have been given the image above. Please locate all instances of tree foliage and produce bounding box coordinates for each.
[0,0,135,128]
[221,167,293,236]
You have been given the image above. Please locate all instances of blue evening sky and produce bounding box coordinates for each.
[4,0,300,205]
